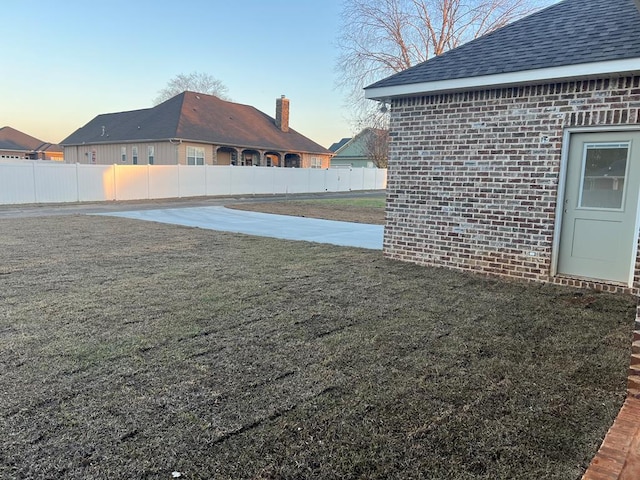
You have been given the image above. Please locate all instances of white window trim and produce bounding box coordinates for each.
[187,146,205,166]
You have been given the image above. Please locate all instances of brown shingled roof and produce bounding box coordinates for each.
[61,92,331,155]
[0,126,63,153]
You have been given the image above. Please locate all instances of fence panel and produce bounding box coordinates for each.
[349,168,367,191]
[0,163,37,204]
[283,169,312,194]
[205,166,232,196]
[177,165,207,198]
[78,164,115,201]
[375,168,387,189]
[251,167,277,195]
[270,168,291,194]
[148,165,180,199]
[362,168,378,191]
[228,167,258,195]
[0,163,386,205]
[323,168,339,192]
[33,163,79,203]
[308,169,327,192]
[114,165,149,201]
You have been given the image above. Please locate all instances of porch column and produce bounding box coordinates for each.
[212,145,219,165]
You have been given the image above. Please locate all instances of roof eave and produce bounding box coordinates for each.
[61,138,177,147]
[61,137,333,156]
[0,148,29,153]
[365,57,640,101]
[177,137,332,156]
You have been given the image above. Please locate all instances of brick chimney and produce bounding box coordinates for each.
[275,95,289,132]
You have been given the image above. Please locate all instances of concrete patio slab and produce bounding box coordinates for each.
[98,206,384,250]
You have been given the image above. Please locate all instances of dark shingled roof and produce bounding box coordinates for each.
[0,126,62,153]
[61,92,331,155]
[366,0,640,91]
[329,137,351,152]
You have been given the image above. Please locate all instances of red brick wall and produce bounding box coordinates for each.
[385,76,640,293]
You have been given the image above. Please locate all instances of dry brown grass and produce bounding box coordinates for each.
[227,196,386,224]
[0,212,635,479]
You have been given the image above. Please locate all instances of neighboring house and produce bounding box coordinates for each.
[329,137,350,153]
[329,128,388,168]
[365,0,640,294]
[61,92,333,168]
[0,126,63,161]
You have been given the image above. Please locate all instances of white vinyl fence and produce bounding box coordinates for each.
[0,163,387,205]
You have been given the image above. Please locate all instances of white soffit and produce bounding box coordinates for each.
[365,57,640,100]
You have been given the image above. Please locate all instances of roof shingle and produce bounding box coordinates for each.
[0,126,62,153]
[61,92,331,155]
[329,137,351,152]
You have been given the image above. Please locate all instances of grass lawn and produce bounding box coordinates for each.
[0,210,636,479]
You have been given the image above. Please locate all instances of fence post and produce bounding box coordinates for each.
[252,166,256,195]
[75,163,80,202]
[177,164,181,198]
[113,164,117,201]
[32,162,38,204]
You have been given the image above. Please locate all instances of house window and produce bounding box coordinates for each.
[132,146,138,165]
[311,157,322,168]
[187,146,205,165]
[121,146,127,163]
[147,145,154,165]
[579,143,630,210]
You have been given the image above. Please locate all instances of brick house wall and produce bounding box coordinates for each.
[385,75,640,294]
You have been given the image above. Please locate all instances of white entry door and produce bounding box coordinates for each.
[557,131,640,284]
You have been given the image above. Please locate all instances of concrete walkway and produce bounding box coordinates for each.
[99,206,384,250]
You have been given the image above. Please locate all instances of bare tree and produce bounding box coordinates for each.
[337,0,554,110]
[154,72,230,105]
[354,107,390,168]
[363,128,390,168]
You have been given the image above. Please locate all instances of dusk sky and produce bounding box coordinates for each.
[3,1,559,149]
[2,0,350,148]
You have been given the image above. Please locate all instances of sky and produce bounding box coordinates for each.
[1,0,352,148]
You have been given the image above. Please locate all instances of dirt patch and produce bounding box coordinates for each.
[0,214,635,479]
[227,200,386,224]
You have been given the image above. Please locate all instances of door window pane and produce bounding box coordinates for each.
[580,143,629,209]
